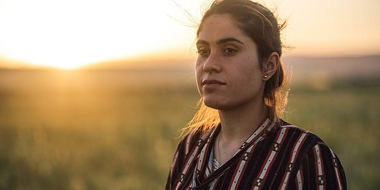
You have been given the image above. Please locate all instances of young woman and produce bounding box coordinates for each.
[166,0,347,189]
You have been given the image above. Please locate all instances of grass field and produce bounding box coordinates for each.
[0,69,379,190]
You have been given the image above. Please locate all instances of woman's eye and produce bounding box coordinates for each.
[223,48,237,55]
[197,49,210,57]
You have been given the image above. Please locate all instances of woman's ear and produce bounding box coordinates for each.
[262,52,280,81]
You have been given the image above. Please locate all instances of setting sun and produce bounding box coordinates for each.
[0,0,198,69]
[0,0,379,69]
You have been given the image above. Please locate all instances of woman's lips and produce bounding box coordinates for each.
[202,79,226,88]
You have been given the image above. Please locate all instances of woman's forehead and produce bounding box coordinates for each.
[197,14,256,48]
[198,14,248,43]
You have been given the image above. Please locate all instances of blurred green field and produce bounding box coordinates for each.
[0,69,379,190]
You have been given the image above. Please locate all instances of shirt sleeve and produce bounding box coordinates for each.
[166,139,185,190]
[165,130,199,190]
[296,142,347,190]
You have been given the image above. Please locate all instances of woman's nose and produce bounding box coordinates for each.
[203,53,221,73]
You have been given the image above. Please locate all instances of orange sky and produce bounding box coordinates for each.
[0,0,379,69]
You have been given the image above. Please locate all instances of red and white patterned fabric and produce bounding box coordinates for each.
[166,119,347,190]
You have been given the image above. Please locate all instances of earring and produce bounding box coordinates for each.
[263,75,268,79]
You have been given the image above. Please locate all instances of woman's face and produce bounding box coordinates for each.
[196,14,266,111]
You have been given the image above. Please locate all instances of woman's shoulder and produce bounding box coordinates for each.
[276,119,326,145]
[180,128,205,144]
[274,120,343,168]
[275,120,347,189]
[176,127,215,155]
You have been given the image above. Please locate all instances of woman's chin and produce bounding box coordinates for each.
[203,98,228,110]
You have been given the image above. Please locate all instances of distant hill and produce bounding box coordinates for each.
[1,55,379,81]
[83,55,380,79]
[80,58,195,71]
[280,55,380,90]
[0,57,34,69]
[283,55,380,79]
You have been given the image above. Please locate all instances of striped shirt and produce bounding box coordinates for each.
[166,118,347,190]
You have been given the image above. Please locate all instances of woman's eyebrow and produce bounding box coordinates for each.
[216,38,244,45]
[196,38,244,46]
[196,40,209,46]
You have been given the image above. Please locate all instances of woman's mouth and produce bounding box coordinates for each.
[202,79,226,88]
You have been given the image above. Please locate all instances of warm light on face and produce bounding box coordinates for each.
[0,0,197,69]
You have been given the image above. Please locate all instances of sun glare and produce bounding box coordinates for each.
[0,0,195,69]
[0,0,380,69]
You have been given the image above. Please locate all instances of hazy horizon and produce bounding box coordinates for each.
[0,0,379,69]
[1,54,380,70]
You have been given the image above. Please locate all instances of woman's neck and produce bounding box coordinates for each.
[214,100,268,165]
[218,100,268,141]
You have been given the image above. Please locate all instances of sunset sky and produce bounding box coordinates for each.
[0,0,379,69]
